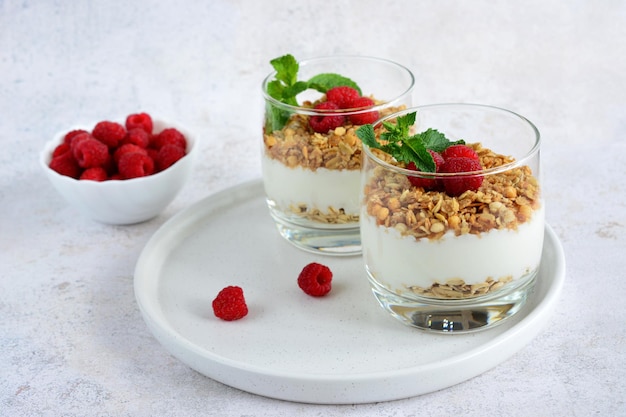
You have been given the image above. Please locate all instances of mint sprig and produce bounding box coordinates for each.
[355,112,465,172]
[265,54,361,131]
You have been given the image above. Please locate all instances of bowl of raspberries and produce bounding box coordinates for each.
[40,112,196,225]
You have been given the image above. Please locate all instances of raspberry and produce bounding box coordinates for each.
[151,128,187,150]
[156,144,186,171]
[69,132,92,155]
[49,151,81,178]
[297,262,333,297]
[51,113,186,182]
[441,144,479,161]
[326,86,360,109]
[80,167,108,181]
[212,286,248,321]
[406,150,445,190]
[63,129,89,146]
[308,101,345,133]
[430,149,445,167]
[113,143,148,164]
[125,112,153,134]
[439,157,484,196]
[73,137,109,168]
[101,153,115,175]
[52,143,71,158]
[92,121,127,149]
[147,147,159,162]
[348,97,379,125]
[118,152,155,179]
[121,128,150,148]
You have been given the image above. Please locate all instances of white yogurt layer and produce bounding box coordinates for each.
[262,154,360,215]
[361,206,545,290]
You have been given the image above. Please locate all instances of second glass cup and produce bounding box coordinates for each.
[360,104,544,332]
[262,55,414,255]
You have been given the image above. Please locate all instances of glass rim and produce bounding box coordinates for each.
[261,55,415,115]
[362,103,541,177]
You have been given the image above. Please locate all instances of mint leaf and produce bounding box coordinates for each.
[265,54,362,131]
[379,113,414,144]
[264,101,291,133]
[355,112,465,172]
[307,73,361,94]
[419,128,464,152]
[393,111,416,134]
[354,124,379,149]
[270,54,299,86]
[402,136,436,171]
[266,80,285,101]
[282,81,309,105]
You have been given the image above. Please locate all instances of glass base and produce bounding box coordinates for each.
[269,207,361,256]
[368,272,537,333]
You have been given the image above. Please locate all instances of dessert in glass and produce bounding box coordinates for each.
[262,54,414,256]
[358,104,544,332]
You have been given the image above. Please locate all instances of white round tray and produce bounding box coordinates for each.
[134,179,565,404]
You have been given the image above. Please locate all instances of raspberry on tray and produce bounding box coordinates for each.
[212,286,248,321]
[297,262,333,297]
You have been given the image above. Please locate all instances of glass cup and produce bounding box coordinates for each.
[360,104,544,332]
[262,56,414,256]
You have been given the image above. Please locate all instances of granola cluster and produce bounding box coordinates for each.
[364,143,541,241]
[264,114,362,171]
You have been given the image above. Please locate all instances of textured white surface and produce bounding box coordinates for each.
[1,1,625,416]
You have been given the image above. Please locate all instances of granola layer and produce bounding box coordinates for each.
[363,143,542,241]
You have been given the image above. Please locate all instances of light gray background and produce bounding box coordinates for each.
[1,1,624,416]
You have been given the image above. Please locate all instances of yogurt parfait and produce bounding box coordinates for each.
[357,104,544,332]
[262,54,414,255]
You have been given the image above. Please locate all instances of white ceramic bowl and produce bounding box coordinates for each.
[40,118,197,225]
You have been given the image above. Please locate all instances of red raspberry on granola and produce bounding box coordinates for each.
[309,101,345,133]
[406,150,445,190]
[326,86,360,109]
[348,96,379,125]
[441,144,479,161]
[439,156,484,196]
